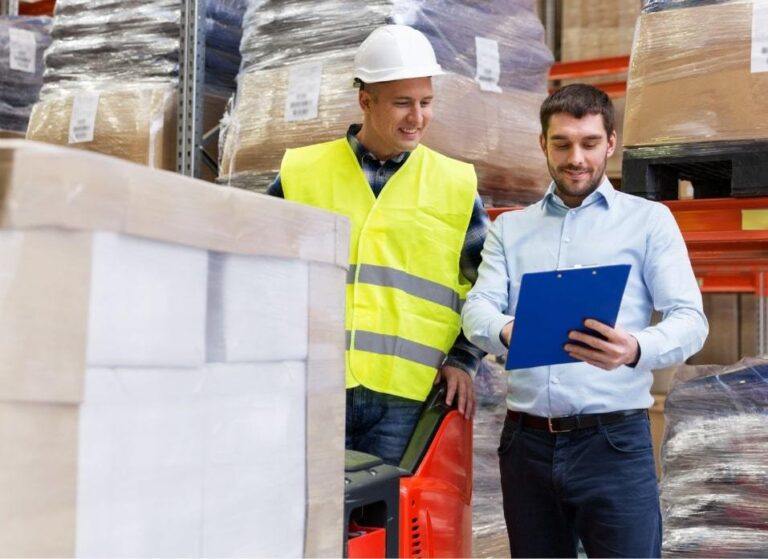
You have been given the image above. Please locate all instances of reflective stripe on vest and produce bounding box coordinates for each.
[281,137,476,401]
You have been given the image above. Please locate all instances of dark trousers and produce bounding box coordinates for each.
[346,385,423,466]
[499,411,661,558]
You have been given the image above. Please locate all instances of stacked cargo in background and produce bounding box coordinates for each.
[472,357,512,558]
[0,16,51,135]
[25,0,244,175]
[220,0,554,206]
[0,139,348,557]
[661,359,768,556]
[623,0,768,199]
[559,0,641,180]
[560,0,640,61]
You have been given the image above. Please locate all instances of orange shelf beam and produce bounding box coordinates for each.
[549,56,631,81]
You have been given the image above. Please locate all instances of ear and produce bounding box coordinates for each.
[358,88,371,113]
[606,130,617,158]
[539,133,547,155]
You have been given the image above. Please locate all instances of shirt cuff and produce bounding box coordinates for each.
[632,330,658,371]
[488,315,514,357]
[442,351,481,379]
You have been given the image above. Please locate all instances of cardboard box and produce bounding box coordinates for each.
[624,1,768,147]
[26,87,227,179]
[0,139,349,557]
[561,0,641,61]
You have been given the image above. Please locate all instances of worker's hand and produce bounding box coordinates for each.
[434,365,476,419]
[564,319,639,371]
[501,320,514,347]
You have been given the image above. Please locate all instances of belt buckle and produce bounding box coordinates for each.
[548,417,571,434]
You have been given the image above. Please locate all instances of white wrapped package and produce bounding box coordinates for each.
[77,362,306,558]
[207,253,309,362]
[0,140,349,558]
[86,232,208,368]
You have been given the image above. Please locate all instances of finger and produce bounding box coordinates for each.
[566,346,612,367]
[445,374,457,406]
[569,350,617,370]
[467,385,477,419]
[583,358,611,370]
[457,380,467,417]
[583,319,617,340]
[568,330,613,352]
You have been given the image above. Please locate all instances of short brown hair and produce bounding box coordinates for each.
[540,84,615,138]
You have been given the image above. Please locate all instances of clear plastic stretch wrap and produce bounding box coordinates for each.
[41,0,244,98]
[624,0,768,148]
[240,0,552,91]
[0,139,349,557]
[0,17,51,132]
[472,356,511,557]
[642,0,732,12]
[661,358,768,557]
[27,84,178,168]
[27,0,240,171]
[222,0,552,206]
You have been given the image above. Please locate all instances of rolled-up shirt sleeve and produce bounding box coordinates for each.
[633,205,709,370]
[461,216,514,357]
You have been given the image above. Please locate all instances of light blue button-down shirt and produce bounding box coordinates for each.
[462,178,708,416]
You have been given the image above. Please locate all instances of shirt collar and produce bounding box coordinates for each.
[542,176,616,210]
[346,123,409,166]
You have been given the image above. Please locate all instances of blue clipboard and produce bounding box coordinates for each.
[505,264,631,370]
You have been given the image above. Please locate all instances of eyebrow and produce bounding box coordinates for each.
[393,96,433,101]
[549,134,604,141]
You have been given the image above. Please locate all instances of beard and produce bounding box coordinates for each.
[548,154,608,202]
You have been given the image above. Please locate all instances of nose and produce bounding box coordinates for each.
[568,145,585,167]
[406,104,422,127]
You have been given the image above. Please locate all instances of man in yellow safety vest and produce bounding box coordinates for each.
[268,24,489,465]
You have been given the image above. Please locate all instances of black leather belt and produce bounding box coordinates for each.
[506,409,647,434]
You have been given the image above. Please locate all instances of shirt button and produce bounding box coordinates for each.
[564,237,571,243]
[552,377,560,384]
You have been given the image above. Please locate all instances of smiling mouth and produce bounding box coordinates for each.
[564,169,589,178]
[399,127,419,135]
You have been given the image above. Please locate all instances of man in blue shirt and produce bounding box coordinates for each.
[462,84,708,558]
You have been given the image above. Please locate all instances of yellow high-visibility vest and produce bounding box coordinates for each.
[281,137,476,401]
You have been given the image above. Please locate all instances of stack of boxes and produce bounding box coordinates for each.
[625,0,768,149]
[25,0,244,174]
[0,139,348,557]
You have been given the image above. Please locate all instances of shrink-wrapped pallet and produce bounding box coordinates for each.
[26,0,244,172]
[472,357,512,558]
[661,358,768,557]
[624,0,768,148]
[0,139,348,558]
[0,16,51,133]
[222,0,553,206]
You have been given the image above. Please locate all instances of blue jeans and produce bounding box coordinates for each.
[346,386,423,466]
[499,412,661,558]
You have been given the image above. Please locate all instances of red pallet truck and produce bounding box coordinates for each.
[344,382,473,558]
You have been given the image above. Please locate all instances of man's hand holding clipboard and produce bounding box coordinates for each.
[504,264,633,370]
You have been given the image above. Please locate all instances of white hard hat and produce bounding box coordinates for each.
[354,24,444,84]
